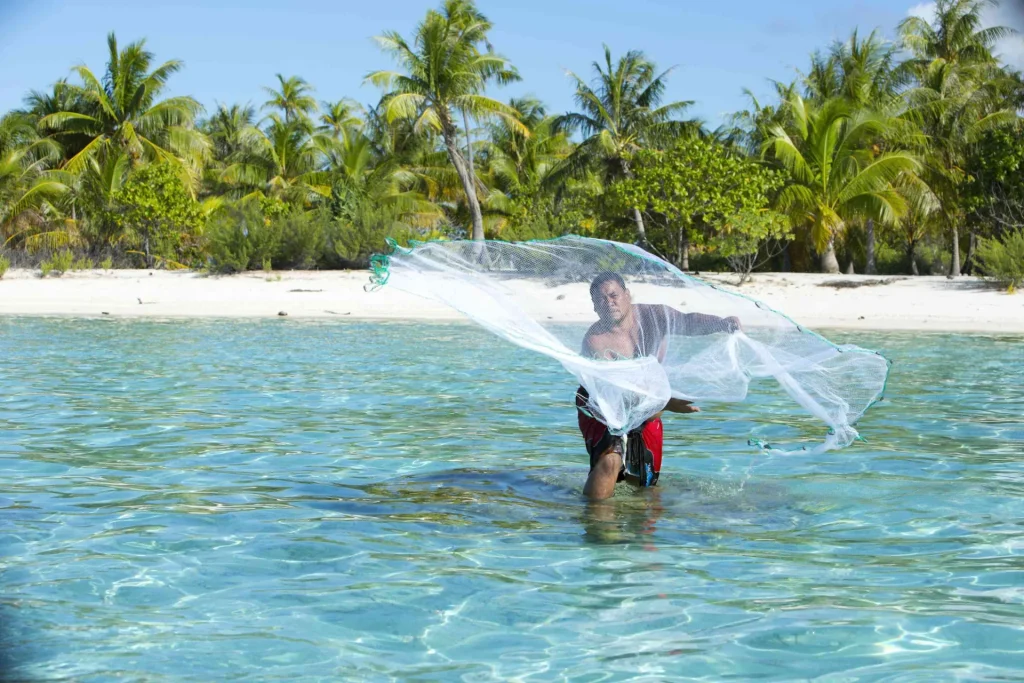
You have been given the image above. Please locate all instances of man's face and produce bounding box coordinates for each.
[592,280,631,324]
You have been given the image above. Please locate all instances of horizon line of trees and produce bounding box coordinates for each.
[1,0,1023,283]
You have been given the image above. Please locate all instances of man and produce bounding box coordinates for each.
[577,272,741,499]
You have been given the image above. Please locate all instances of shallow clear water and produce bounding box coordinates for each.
[1,318,1022,682]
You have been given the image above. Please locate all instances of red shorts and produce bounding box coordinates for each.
[576,387,663,485]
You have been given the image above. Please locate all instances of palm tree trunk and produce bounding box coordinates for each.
[621,159,648,246]
[907,238,918,275]
[674,225,689,268]
[463,110,475,181]
[865,219,876,275]
[442,125,485,241]
[949,223,960,277]
[631,207,648,246]
[820,239,840,274]
[963,230,977,275]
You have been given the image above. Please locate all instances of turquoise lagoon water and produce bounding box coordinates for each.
[1,318,1022,681]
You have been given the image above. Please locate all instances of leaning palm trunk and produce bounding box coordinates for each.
[820,239,841,274]
[631,207,649,246]
[442,122,485,241]
[463,110,475,181]
[621,159,648,245]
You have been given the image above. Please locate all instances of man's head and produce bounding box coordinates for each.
[590,272,632,324]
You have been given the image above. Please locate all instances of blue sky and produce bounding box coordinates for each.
[0,0,1015,128]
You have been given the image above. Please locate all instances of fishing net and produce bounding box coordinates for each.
[368,235,890,453]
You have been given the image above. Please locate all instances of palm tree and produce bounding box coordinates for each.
[23,80,93,167]
[363,102,431,164]
[262,75,318,124]
[729,81,799,157]
[830,30,901,109]
[764,95,920,272]
[469,97,570,237]
[898,0,1014,74]
[899,0,1018,275]
[204,103,257,160]
[220,114,331,204]
[319,99,364,138]
[806,30,905,273]
[325,125,442,226]
[0,112,69,245]
[902,66,1016,275]
[552,46,701,245]
[893,172,941,275]
[39,33,207,177]
[197,104,258,206]
[484,97,569,201]
[366,0,525,241]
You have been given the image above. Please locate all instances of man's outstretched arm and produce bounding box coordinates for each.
[656,306,741,336]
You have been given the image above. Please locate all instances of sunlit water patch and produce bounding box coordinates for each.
[1,318,1022,681]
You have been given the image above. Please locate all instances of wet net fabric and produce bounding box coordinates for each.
[369,236,890,453]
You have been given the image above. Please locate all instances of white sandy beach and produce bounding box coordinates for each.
[0,268,1022,333]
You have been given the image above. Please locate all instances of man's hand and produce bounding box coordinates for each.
[665,397,700,414]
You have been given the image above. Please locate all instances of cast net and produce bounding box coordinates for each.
[369,235,890,453]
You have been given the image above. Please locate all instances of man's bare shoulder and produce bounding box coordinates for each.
[581,321,611,356]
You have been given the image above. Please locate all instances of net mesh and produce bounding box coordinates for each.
[369,235,890,453]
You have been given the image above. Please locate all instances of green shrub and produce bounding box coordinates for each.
[977,229,1024,293]
[276,209,328,269]
[41,250,74,277]
[73,256,95,271]
[714,209,793,284]
[99,256,113,270]
[107,162,205,269]
[873,241,906,275]
[327,203,416,268]
[206,203,282,273]
[915,241,949,276]
[0,255,9,279]
[262,257,272,273]
[54,250,74,273]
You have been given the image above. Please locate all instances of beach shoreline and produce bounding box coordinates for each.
[0,268,1021,333]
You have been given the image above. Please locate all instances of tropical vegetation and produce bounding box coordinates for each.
[0,0,1021,280]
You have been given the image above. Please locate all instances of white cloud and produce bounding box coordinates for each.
[907,2,937,21]
[987,1,1024,70]
[905,1,1024,70]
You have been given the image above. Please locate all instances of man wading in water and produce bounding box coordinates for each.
[577,272,741,499]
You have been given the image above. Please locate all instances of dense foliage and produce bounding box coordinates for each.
[977,228,1024,291]
[1,0,1021,279]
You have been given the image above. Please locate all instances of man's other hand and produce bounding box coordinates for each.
[665,397,700,414]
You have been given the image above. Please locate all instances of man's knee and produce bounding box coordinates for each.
[592,447,622,475]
